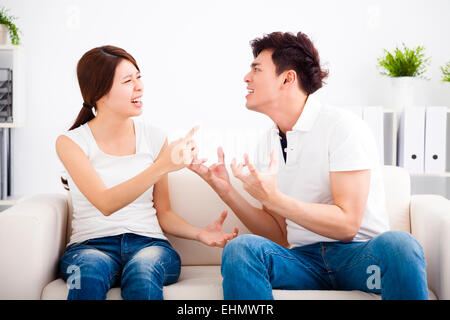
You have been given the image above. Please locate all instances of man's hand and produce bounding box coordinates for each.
[188,146,233,197]
[231,150,279,207]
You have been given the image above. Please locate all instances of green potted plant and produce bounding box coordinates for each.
[377,43,430,113]
[0,7,21,45]
[441,62,450,82]
[440,61,450,105]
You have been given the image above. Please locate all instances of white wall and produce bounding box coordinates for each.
[2,0,450,198]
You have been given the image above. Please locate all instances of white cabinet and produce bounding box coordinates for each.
[0,45,25,207]
[383,109,450,199]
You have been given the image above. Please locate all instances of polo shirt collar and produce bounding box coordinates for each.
[272,95,322,133]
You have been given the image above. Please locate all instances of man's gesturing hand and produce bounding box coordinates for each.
[230,150,279,206]
[188,146,233,197]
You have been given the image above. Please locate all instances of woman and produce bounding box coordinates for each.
[55,45,238,300]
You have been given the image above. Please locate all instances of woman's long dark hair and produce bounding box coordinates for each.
[69,46,140,130]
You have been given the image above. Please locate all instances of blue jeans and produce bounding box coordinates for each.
[59,233,181,300]
[221,231,428,300]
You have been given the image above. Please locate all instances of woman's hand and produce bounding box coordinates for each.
[188,146,233,197]
[196,210,239,248]
[156,126,199,173]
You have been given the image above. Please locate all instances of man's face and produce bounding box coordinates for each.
[243,50,284,113]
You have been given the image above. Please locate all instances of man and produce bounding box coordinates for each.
[188,31,428,300]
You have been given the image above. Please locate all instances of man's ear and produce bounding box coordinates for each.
[283,70,296,85]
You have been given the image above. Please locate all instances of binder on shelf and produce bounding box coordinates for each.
[363,106,384,165]
[397,106,426,174]
[424,106,447,174]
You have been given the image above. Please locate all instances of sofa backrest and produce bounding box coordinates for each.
[166,165,412,265]
[66,165,412,266]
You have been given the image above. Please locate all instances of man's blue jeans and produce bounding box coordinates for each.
[221,231,428,300]
[59,233,181,300]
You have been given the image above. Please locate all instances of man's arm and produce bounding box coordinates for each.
[259,170,370,242]
[232,153,370,242]
[219,187,289,247]
[188,147,289,247]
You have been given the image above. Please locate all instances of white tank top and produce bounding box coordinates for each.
[60,118,168,246]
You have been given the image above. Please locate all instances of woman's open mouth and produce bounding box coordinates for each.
[131,97,143,108]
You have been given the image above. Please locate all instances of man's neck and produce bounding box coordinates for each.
[269,94,308,135]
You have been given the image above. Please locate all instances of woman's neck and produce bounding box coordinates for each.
[88,112,135,142]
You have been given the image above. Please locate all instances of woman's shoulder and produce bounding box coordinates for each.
[56,123,91,155]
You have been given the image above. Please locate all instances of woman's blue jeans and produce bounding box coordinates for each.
[221,230,428,300]
[59,233,181,300]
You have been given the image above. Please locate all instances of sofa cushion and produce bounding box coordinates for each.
[381,166,411,233]
[41,266,436,300]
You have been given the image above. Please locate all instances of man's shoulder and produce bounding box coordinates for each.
[318,104,369,135]
[321,103,362,124]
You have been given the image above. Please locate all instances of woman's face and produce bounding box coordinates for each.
[98,59,144,117]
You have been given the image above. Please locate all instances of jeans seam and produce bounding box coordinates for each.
[320,245,337,289]
[262,250,314,270]
[333,254,381,273]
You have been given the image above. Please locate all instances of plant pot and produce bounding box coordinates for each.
[389,76,416,114]
[0,24,8,45]
[438,81,450,105]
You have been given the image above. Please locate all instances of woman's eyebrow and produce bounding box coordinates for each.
[121,71,140,80]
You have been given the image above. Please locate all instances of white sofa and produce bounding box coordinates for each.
[0,165,449,300]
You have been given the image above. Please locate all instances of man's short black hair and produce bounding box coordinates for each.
[250,32,329,95]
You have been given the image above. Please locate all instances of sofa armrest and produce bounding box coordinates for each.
[410,194,450,300]
[0,193,69,299]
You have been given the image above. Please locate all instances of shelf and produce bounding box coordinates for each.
[0,45,22,50]
[0,46,25,125]
[0,122,24,128]
[0,46,25,206]
[0,197,22,206]
[410,172,450,178]
[382,107,450,114]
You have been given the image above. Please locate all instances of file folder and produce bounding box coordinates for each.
[424,106,447,174]
[397,106,426,174]
[363,106,384,165]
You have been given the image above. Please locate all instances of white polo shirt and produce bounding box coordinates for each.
[255,95,390,248]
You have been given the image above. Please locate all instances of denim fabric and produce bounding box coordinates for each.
[59,233,181,300]
[221,230,428,300]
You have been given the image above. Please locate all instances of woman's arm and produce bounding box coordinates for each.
[154,142,238,247]
[55,127,197,216]
[188,148,289,247]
